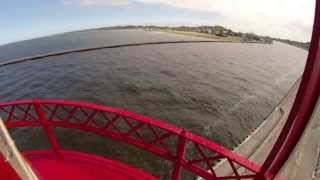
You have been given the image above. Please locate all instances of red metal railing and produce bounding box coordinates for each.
[0,99,260,179]
[258,0,320,179]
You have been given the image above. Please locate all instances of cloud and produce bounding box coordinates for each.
[63,0,130,6]
[138,0,314,41]
[62,0,315,41]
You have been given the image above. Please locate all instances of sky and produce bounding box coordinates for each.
[0,0,315,45]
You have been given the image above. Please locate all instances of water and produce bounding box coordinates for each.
[0,29,206,60]
[0,30,307,178]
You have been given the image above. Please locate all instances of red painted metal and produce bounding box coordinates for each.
[2,3,319,178]
[0,149,157,180]
[24,150,157,180]
[258,0,320,179]
[0,99,260,179]
[33,100,63,159]
[171,130,187,180]
[0,154,20,180]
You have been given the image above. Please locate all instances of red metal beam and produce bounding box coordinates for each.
[33,99,63,159]
[171,130,187,180]
[0,99,260,179]
[258,0,320,178]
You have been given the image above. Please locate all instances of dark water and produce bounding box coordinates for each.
[0,30,307,178]
[0,30,205,60]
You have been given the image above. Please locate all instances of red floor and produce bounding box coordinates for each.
[0,150,157,180]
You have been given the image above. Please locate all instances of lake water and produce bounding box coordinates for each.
[0,30,308,178]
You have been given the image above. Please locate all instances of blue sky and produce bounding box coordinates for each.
[0,0,314,45]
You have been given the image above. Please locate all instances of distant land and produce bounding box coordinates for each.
[97,25,273,44]
[95,25,310,50]
[272,38,310,50]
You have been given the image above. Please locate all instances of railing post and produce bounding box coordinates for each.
[171,130,187,180]
[257,1,320,178]
[33,99,63,159]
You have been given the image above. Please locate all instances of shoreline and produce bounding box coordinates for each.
[213,78,301,176]
[153,29,272,44]
[0,39,271,68]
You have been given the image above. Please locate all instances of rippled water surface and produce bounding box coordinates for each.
[0,30,307,179]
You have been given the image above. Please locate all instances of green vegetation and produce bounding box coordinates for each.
[98,25,310,49]
[99,25,273,44]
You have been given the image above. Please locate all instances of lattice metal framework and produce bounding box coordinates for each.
[0,99,260,180]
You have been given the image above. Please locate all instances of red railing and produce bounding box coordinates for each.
[0,99,260,179]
